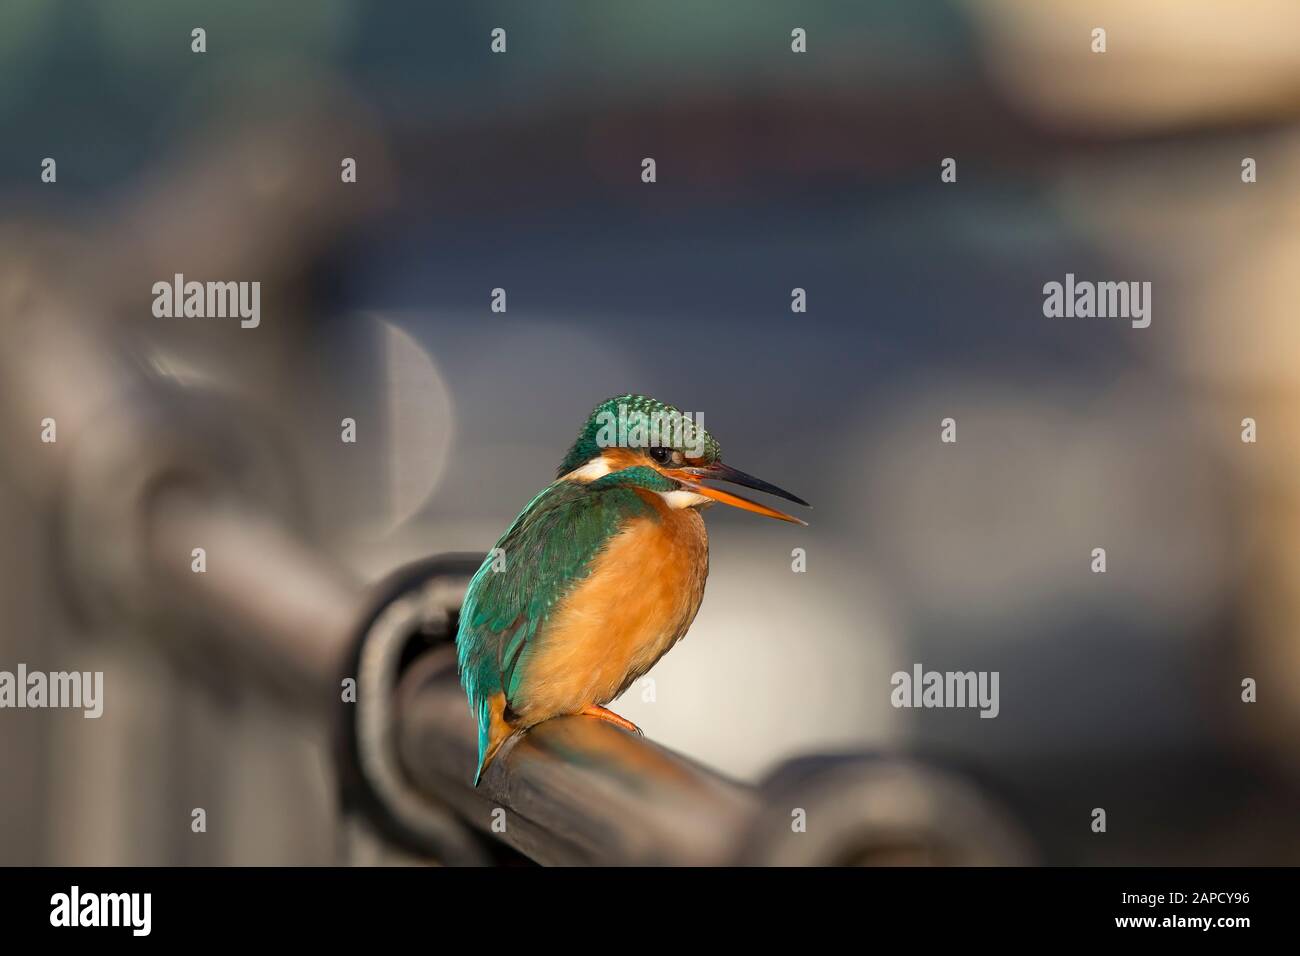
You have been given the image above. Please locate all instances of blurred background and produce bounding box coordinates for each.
[2,0,1300,864]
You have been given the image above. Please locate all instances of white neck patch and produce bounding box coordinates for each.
[658,489,711,510]
[565,455,614,482]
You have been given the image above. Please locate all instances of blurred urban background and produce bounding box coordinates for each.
[2,0,1300,864]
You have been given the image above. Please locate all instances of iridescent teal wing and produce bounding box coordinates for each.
[456,472,667,774]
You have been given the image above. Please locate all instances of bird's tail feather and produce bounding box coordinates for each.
[474,692,513,786]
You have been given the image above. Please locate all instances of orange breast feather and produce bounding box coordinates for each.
[511,498,708,725]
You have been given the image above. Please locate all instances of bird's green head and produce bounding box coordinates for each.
[557,394,719,476]
[555,394,810,525]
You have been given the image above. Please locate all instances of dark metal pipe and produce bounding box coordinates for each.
[336,558,1035,867]
[393,645,760,866]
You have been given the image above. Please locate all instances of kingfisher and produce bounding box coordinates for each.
[456,394,809,784]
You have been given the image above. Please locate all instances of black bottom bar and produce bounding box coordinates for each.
[0,867,1281,941]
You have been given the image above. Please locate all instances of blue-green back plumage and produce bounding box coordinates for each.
[456,467,679,782]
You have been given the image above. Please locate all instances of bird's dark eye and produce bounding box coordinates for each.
[648,447,672,465]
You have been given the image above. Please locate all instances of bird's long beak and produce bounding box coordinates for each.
[672,462,811,526]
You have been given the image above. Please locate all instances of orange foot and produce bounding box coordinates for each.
[579,704,643,736]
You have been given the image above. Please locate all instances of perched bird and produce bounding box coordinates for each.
[456,394,809,784]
